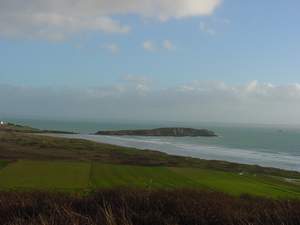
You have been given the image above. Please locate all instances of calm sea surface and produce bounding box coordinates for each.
[7,118,300,171]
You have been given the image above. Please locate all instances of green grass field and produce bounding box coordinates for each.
[90,163,196,189]
[0,160,299,198]
[0,160,8,170]
[170,167,300,198]
[0,161,90,190]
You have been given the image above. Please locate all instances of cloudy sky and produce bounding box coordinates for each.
[1,0,300,124]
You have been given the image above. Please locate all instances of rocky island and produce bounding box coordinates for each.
[95,127,217,137]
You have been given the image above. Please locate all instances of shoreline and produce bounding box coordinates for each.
[42,133,300,173]
[1,129,299,197]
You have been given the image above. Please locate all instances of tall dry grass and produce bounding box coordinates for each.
[0,189,299,225]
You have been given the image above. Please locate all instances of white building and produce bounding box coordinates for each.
[0,121,5,125]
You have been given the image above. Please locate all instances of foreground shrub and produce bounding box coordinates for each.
[0,189,299,225]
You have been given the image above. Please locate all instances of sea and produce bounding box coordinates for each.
[6,118,300,171]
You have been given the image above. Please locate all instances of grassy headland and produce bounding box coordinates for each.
[0,122,76,134]
[0,130,300,178]
[0,128,300,198]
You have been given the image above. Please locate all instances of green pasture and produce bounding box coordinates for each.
[0,161,90,190]
[170,167,300,198]
[0,160,299,198]
[90,163,196,188]
[0,160,8,170]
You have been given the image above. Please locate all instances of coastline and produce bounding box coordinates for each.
[1,129,299,198]
[43,133,300,172]
[3,121,300,172]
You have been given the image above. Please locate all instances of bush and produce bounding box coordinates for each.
[0,189,300,225]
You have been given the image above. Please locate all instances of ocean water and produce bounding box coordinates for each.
[7,118,300,171]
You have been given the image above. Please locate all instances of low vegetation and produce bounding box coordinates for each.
[0,161,90,191]
[0,161,299,198]
[1,189,300,225]
[0,122,75,134]
[0,160,8,170]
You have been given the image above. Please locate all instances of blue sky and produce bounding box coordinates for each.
[1,0,299,87]
[1,0,300,124]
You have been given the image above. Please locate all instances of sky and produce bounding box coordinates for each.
[1,0,300,124]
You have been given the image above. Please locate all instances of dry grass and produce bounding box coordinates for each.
[0,189,300,225]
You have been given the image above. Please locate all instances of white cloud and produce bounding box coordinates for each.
[121,75,151,92]
[162,40,175,50]
[101,43,120,54]
[2,80,300,124]
[245,80,258,92]
[0,0,221,40]
[142,40,156,52]
[143,40,175,52]
[122,75,149,84]
[0,13,130,41]
[199,18,230,36]
[200,21,216,35]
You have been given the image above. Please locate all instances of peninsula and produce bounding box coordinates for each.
[95,127,217,137]
[0,122,76,134]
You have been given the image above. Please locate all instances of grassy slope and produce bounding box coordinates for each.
[90,163,196,189]
[0,160,299,198]
[0,123,40,133]
[0,160,8,170]
[0,123,75,134]
[0,161,90,190]
[1,131,300,179]
[90,164,300,198]
[170,167,300,198]
[0,130,300,198]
